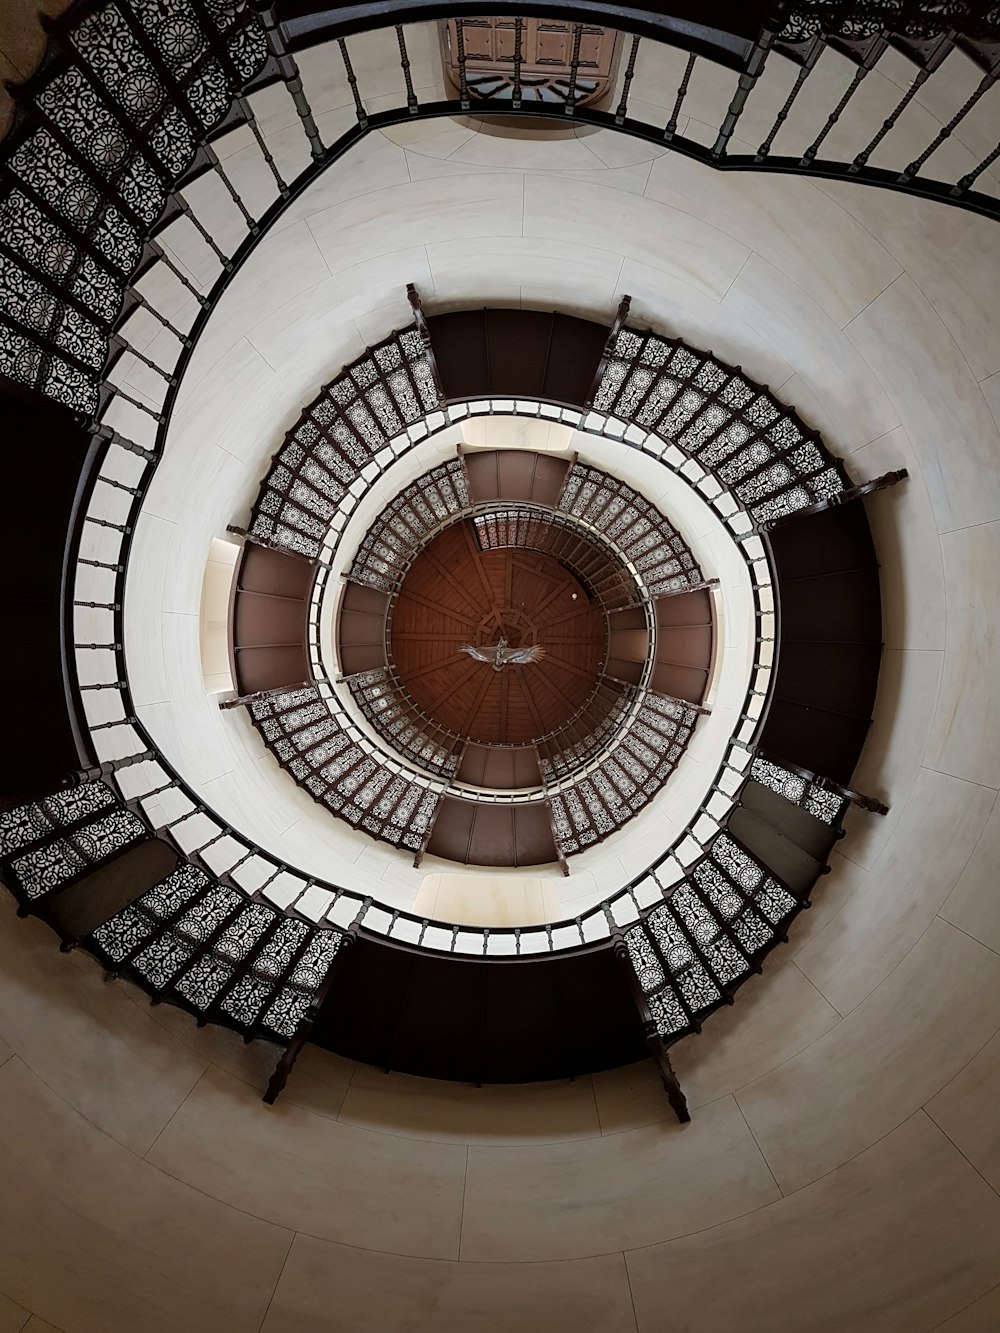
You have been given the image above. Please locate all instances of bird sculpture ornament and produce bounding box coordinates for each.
[459,637,546,671]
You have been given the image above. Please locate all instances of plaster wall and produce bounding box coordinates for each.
[2,19,1000,1333]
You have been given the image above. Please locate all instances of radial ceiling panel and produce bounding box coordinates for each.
[390,519,604,745]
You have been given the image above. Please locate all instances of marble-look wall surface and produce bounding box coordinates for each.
[3,18,1000,1333]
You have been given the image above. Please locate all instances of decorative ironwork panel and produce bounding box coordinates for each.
[347,671,461,781]
[0,0,267,414]
[9,806,146,900]
[90,863,213,962]
[750,755,848,824]
[548,686,700,858]
[349,458,470,593]
[0,781,116,855]
[556,461,704,594]
[249,329,439,560]
[592,329,848,526]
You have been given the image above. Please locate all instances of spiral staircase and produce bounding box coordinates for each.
[1,2,1000,1330]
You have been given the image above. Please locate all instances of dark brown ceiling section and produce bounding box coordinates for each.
[652,586,714,704]
[426,795,558,868]
[606,605,650,687]
[338,580,389,676]
[427,308,608,406]
[762,504,882,784]
[311,931,648,1084]
[232,544,311,694]
[463,448,570,506]
[389,520,604,745]
[457,743,542,790]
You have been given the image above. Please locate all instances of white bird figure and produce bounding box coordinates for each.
[459,637,546,671]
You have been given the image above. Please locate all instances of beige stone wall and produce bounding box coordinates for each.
[2,15,1000,1331]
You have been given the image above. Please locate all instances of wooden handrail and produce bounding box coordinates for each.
[756,748,889,815]
[584,294,631,408]
[762,469,908,531]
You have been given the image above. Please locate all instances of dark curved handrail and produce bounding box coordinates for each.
[1,0,998,433]
[270,0,760,64]
[0,0,912,1102]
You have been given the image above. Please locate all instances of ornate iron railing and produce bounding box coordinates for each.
[0,0,918,1104]
[1,2,998,421]
[65,370,778,954]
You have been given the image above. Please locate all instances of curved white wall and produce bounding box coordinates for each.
[119,132,768,921]
[3,24,1000,1332]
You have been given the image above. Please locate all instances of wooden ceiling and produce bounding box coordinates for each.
[389,519,604,744]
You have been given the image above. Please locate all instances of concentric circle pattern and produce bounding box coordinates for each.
[389,521,605,745]
[3,5,1000,1329]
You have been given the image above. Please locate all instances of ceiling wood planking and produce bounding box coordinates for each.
[389,524,604,745]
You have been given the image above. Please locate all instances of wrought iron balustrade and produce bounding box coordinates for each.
[0,1,997,425]
[0,0,916,1103]
[67,355,778,943]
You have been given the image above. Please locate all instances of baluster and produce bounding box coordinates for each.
[256,865,287,897]
[664,52,695,140]
[145,238,210,307]
[201,143,259,233]
[954,137,1000,195]
[88,714,137,732]
[339,38,368,128]
[615,35,640,125]
[396,25,418,115]
[900,64,999,183]
[850,71,926,171]
[78,750,155,783]
[227,848,256,876]
[78,558,122,572]
[250,0,324,161]
[172,193,233,271]
[108,333,174,385]
[94,423,156,463]
[353,896,373,927]
[713,22,778,158]
[124,287,191,345]
[564,23,583,115]
[755,36,823,162]
[86,515,130,535]
[101,381,163,421]
[511,16,523,111]
[240,99,289,196]
[455,20,471,111]
[801,34,887,166]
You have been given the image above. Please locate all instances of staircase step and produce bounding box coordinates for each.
[739,779,840,861]
[727,806,823,895]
